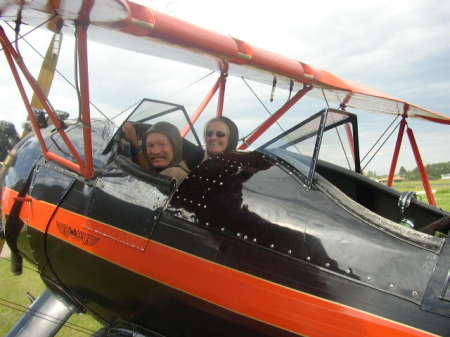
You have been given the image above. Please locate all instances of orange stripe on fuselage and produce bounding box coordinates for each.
[1,187,440,337]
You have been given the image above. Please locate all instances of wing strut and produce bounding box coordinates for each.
[0,25,94,179]
[387,104,436,206]
[239,84,312,150]
[339,93,356,165]
[181,62,228,137]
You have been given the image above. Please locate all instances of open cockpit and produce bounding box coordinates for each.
[107,100,449,244]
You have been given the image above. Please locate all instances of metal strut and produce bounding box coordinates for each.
[181,63,229,137]
[6,289,76,337]
[387,104,436,206]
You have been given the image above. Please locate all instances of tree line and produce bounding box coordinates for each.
[366,161,450,180]
[398,161,450,180]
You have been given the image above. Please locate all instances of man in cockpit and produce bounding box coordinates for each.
[123,121,190,186]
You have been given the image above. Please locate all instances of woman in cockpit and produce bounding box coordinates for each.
[203,116,239,159]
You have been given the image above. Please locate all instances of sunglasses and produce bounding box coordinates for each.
[206,131,226,138]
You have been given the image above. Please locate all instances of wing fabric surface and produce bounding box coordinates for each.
[1,0,449,124]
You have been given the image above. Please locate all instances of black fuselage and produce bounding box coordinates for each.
[3,121,450,337]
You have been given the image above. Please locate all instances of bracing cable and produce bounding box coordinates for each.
[73,27,83,123]
[4,22,114,125]
[0,15,56,52]
[241,77,305,153]
[0,257,97,335]
[362,120,401,171]
[111,70,216,121]
[241,76,286,138]
[360,114,399,164]
[0,297,95,335]
[322,89,352,170]
[164,70,216,101]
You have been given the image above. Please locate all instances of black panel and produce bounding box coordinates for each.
[45,234,296,337]
[4,133,42,191]
[29,161,76,205]
[422,239,450,317]
[168,152,440,304]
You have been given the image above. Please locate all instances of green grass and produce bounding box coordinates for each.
[389,179,450,212]
[0,257,102,336]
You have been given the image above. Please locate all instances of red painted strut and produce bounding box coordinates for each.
[239,85,312,150]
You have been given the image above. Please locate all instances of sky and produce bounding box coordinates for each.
[0,0,449,175]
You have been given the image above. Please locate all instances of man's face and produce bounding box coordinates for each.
[146,132,174,169]
[205,121,230,155]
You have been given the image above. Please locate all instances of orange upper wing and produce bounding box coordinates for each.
[1,0,449,124]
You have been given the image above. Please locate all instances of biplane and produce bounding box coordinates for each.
[1,1,450,336]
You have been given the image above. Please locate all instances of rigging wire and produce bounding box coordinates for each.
[322,89,352,170]
[164,70,216,101]
[240,76,286,139]
[362,120,401,171]
[3,22,114,125]
[0,297,95,335]
[241,77,305,153]
[73,27,83,123]
[0,258,97,335]
[111,70,216,122]
[13,7,23,54]
[0,15,57,52]
[111,99,141,121]
[360,114,399,164]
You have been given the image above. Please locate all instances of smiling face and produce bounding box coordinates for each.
[145,132,174,170]
[205,120,230,155]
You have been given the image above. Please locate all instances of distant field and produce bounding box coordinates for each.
[0,258,102,336]
[389,179,450,212]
